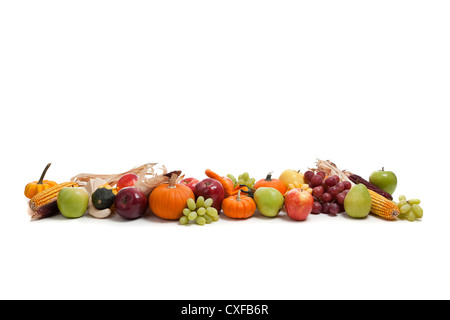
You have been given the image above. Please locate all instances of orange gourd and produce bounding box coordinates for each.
[253,172,286,195]
[149,174,195,220]
[24,163,58,199]
[222,190,256,219]
[205,169,245,197]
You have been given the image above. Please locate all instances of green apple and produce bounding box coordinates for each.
[369,167,397,195]
[344,184,372,219]
[57,187,89,219]
[253,187,284,217]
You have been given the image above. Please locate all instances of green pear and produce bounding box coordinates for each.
[254,187,284,217]
[344,184,372,219]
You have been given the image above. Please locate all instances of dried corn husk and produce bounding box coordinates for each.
[71,163,182,197]
[310,159,353,183]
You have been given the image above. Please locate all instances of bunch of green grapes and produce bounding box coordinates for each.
[179,196,219,226]
[227,172,255,188]
[396,195,423,222]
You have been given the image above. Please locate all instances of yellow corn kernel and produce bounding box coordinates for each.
[368,189,400,220]
[29,182,78,211]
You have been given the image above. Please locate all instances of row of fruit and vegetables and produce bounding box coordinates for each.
[24,159,423,224]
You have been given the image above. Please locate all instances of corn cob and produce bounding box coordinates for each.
[29,181,78,213]
[368,189,399,220]
[348,174,393,200]
[30,200,60,221]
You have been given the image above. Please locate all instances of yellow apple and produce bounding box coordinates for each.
[278,169,305,188]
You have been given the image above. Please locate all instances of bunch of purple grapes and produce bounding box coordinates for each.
[304,171,352,215]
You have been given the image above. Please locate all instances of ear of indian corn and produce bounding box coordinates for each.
[348,174,393,200]
[30,201,60,221]
[29,181,78,211]
[368,189,399,220]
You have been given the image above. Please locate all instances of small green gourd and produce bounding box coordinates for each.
[92,185,116,210]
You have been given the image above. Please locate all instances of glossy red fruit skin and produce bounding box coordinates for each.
[329,202,340,215]
[336,192,346,205]
[322,192,333,202]
[312,186,324,198]
[309,175,323,188]
[179,177,199,194]
[117,173,139,190]
[194,178,225,212]
[311,201,322,214]
[336,182,345,193]
[343,181,352,190]
[115,187,148,220]
[285,188,314,221]
[304,171,314,183]
[317,171,326,179]
[325,176,337,187]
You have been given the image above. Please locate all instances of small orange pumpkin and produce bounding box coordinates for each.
[222,190,256,219]
[253,172,286,195]
[24,163,58,199]
[149,174,195,220]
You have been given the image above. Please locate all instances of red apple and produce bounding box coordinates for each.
[194,178,225,212]
[117,173,138,190]
[115,187,148,220]
[285,188,314,221]
[179,177,199,194]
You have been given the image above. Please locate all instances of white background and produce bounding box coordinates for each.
[1,1,449,300]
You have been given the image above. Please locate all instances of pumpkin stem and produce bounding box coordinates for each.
[236,189,242,201]
[168,173,178,188]
[164,170,182,178]
[240,186,256,198]
[265,171,274,181]
[37,163,52,185]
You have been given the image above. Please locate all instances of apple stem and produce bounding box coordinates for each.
[265,171,274,181]
[37,163,52,185]
[168,174,178,188]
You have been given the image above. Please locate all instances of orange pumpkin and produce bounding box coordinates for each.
[222,190,256,219]
[253,172,286,195]
[24,163,58,199]
[149,174,195,220]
